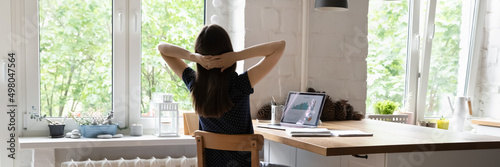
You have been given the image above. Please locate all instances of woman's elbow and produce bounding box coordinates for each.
[157,43,169,54]
[279,40,286,49]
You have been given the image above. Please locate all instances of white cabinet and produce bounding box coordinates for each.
[264,140,384,167]
[386,149,500,167]
[267,140,300,167]
[341,154,385,167]
[264,139,500,167]
[296,148,341,167]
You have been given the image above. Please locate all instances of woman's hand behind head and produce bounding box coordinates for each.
[196,53,222,70]
[213,52,237,72]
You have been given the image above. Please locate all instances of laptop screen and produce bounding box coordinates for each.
[281,92,326,126]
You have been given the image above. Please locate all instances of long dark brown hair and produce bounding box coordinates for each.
[191,24,237,118]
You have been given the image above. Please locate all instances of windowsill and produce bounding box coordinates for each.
[19,135,196,150]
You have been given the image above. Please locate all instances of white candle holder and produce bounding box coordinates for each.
[150,94,179,137]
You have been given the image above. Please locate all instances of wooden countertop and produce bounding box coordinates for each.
[254,119,500,156]
[471,119,500,128]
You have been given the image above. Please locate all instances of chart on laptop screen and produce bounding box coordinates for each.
[282,93,324,125]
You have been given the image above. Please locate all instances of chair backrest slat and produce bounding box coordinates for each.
[194,130,264,167]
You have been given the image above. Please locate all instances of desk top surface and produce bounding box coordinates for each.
[254,119,500,156]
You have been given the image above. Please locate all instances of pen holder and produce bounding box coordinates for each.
[271,105,284,124]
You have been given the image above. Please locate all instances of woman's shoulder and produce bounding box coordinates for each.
[229,71,254,94]
[182,67,196,90]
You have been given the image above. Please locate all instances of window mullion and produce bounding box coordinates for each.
[465,0,483,101]
[25,0,45,131]
[406,0,422,125]
[416,0,437,122]
[128,0,153,128]
[113,0,128,129]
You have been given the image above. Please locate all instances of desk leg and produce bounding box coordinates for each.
[264,139,270,162]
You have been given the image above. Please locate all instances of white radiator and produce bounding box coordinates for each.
[61,156,197,167]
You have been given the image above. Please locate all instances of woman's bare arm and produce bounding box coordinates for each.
[157,43,220,78]
[216,40,286,87]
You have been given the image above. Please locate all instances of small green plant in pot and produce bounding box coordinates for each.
[31,114,66,138]
[373,100,399,115]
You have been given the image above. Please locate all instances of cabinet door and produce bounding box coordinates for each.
[268,140,298,167]
[341,154,385,167]
[296,148,341,167]
[266,140,342,167]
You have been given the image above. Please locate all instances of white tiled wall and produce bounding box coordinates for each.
[245,0,369,117]
[475,0,500,119]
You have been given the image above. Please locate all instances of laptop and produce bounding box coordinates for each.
[257,91,326,130]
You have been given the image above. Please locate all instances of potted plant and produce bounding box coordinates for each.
[368,100,408,123]
[373,100,399,115]
[31,114,66,138]
[68,111,127,138]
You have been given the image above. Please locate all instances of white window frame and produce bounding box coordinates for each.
[23,0,207,133]
[129,0,208,130]
[24,0,128,133]
[368,0,481,124]
[415,0,480,122]
[406,0,422,123]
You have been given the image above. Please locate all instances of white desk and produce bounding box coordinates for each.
[254,119,500,167]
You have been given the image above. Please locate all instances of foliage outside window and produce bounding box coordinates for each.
[38,0,204,118]
[367,1,408,113]
[140,0,204,116]
[424,0,463,117]
[367,0,469,118]
[39,0,112,117]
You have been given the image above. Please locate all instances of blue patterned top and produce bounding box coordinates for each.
[182,67,254,167]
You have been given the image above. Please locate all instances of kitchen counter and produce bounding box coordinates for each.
[254,119,500,167]
[254,119,500,156]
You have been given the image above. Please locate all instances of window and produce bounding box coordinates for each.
[367,0,479,121]
[367,0,409,113]
[139,0,204,117]
[38,0,113,118]
[25,0,205,131]
[420,0,471,117]
[129,0,205,128]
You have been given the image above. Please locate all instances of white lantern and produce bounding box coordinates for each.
[151,93,179,137]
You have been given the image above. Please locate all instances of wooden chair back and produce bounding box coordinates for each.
[183,112,199,135]
[194,130,264,167]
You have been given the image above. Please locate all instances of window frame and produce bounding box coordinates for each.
[24,0,128,132]
[415,0,480,122]
[368,0,481,124]
[128,0,207,130]
[24,0,207,133]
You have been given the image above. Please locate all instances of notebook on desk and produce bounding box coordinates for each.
[257,92,326,130]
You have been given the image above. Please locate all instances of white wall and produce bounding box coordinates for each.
[474,0,500,119]
[245,0,369,117]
